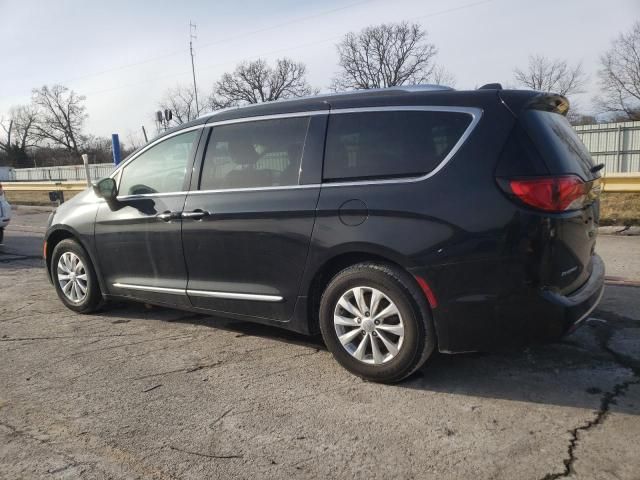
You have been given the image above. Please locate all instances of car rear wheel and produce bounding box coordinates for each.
[51,239,102,313]
[319,262,435,383]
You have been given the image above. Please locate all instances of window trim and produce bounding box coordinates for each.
[111,106,482,198]
[115,125,204,200]
[321,106,482,187]
[196,114,313,192]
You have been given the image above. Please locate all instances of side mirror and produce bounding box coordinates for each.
[93,177,118,205]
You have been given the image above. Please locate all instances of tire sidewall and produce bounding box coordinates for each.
[320,266,427,382]
[51,239,100,313]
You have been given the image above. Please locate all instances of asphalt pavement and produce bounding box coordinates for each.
[1,206,639,479]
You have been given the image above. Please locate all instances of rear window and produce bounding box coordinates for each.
[519,110,595,180]
[323,110,472,182]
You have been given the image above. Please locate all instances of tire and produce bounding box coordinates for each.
[319,262,436,383]
[0,228,4,245]
[51,239,102,313]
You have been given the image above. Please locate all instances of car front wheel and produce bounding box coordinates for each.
[51,239,102,313]
[319,262,436,383]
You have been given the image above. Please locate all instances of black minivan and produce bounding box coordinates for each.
[44,85,604,383]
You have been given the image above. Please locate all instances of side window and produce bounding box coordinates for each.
[118,130,199,196]
[323,110,472,181]
[200,117,310,190]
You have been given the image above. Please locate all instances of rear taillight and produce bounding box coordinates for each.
[499,175,595,212]
[0,182,3,194]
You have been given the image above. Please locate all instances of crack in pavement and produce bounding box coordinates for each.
[210,408,234,428]
[0,333,143,342]
[168,445,243,460]
[540,317,640,480]
[130,361,224,381]
[540,379,640,480]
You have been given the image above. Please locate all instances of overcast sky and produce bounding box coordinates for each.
[1,0,638,143]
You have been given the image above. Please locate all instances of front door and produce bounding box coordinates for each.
[95,129,201,306]
[181,115,325,321]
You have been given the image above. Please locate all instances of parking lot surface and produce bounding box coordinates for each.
[1,208,639,479]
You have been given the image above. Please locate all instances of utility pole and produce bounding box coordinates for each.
[189,21,200,115]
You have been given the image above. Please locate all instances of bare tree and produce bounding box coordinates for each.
[513,54,587,96]
[431,65,456,88]
[596,22,640,120]
[330,22,440,91]
[0,105,39,167]
[1,106,38,152]
[31,85,87,159]
[158,84,206,126]
[211,58,316,108]
[124,129,146,152]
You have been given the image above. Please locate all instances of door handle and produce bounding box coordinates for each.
[156,211,178,222]
[181,209,211,220]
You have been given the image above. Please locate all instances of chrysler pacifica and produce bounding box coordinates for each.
[44,85,605,382]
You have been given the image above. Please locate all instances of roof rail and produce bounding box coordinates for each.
[387,84,453,92]
[198,84,454,120]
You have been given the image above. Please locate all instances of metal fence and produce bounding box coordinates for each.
[574,121,640,173]
[13,163,114,182]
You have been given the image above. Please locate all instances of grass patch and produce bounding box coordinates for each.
[599,192,640,226]
[5,190,80,206]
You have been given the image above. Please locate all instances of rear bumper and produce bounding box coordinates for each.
[426,254,606,353]
[541,254,605,335]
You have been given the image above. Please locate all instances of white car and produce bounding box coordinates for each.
[0,182,12,244]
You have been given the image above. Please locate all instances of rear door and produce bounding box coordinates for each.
[181,114,326,321]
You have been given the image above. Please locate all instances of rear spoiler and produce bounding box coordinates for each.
[498,91,570,117]
[524,93,569,115]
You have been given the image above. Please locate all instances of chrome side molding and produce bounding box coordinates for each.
[112,283,185,294]
[112,283,283,302]
[187,289,283,302]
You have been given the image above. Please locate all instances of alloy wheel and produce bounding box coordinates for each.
[333,286,405,365]
[57,251,88,303]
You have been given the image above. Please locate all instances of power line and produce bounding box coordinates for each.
[195,0,376,51]
[35,0,378,89]
[414,0,493,20]
[83,36,339,96]
[80,0,496,97]
[3,0,496,101]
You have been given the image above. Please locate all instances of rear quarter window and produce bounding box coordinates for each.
[322,110,472,182]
